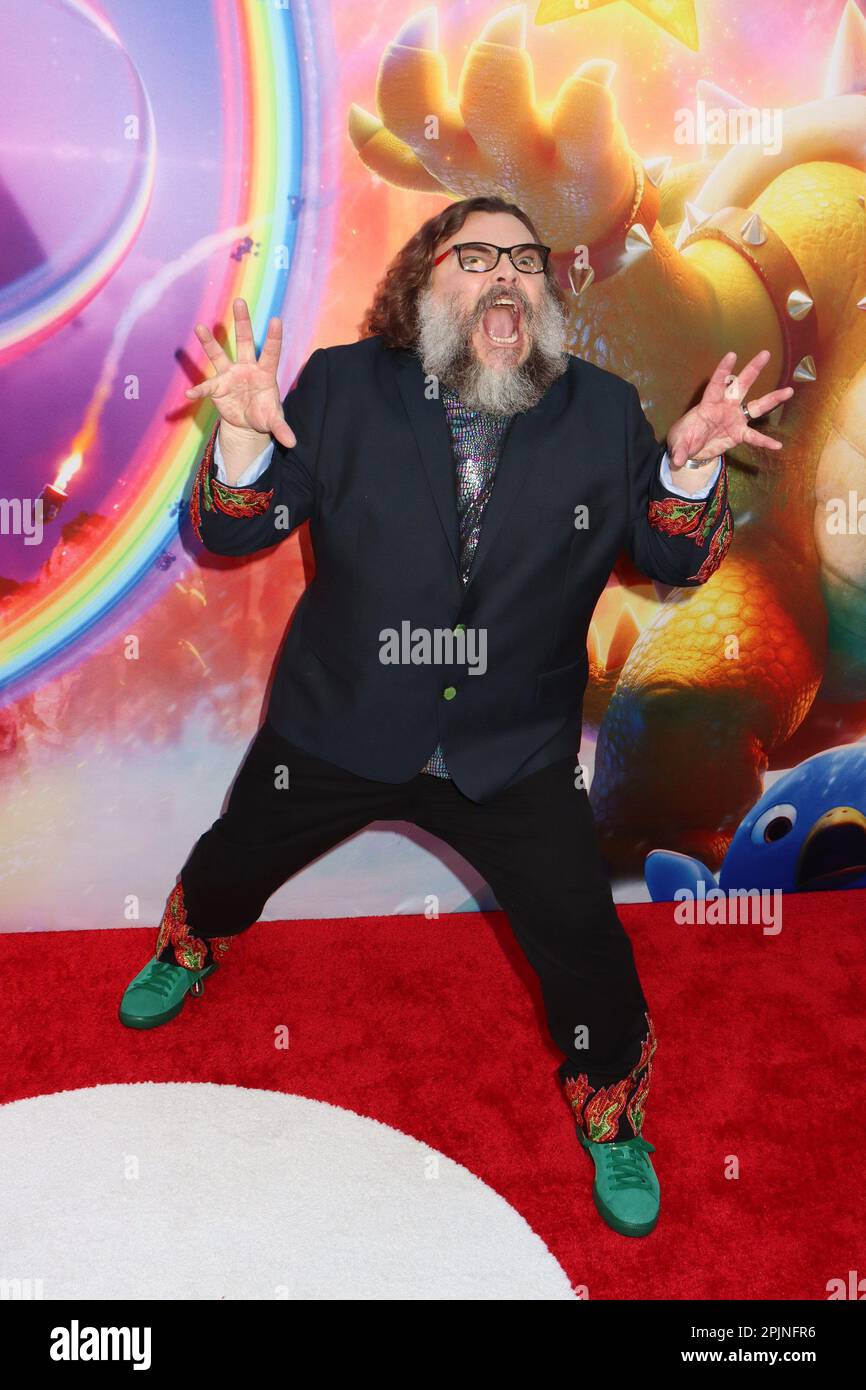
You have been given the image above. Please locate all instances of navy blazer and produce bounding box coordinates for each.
[189,335,733,801]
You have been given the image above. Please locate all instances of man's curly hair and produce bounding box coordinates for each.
[358,195,567,350]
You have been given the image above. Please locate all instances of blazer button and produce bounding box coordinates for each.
[442,686,457,700]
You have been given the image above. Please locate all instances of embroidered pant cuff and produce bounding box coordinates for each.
[560,1012,658,1143]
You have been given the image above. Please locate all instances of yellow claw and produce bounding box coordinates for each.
[358,3,649,248]
[374,11,485,196]
[347,104,441,192]
[550,70,634,244]
[457,13,551,203]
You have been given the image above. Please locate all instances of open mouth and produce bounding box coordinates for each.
[795,813,866,890]
[480,296,522,346]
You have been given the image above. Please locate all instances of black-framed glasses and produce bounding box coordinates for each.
[432,241,551,274]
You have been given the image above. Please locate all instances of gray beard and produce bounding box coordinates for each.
[414,282,569,415]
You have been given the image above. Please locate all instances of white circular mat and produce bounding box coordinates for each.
[0,1083,576,1300]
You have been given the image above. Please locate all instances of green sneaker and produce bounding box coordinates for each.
[577,1131,660,1237]
[119,955,218,1030]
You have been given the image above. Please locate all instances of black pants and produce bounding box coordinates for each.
[160,717,654,1136]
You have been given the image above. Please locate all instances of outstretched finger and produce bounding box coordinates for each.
[747,385,794,417]
[232,298,257,365]
[731,348,773,399]
[184,378,220,402]
[193,322,232,374]
[702,351,738,403]
[743,425,784,451]
[257,316,283,377]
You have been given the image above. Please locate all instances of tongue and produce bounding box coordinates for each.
[484,306,515,338]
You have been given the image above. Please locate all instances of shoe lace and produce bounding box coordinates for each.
[600,1136,656,1190]
[137,960,195,1000]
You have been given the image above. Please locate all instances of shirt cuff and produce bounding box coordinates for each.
[213,428,275,487]
[659,450,722,499]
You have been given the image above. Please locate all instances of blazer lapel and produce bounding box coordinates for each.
[394,350,461,576]
[392,346,575,590]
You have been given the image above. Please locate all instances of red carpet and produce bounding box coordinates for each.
[4,887,864,1299]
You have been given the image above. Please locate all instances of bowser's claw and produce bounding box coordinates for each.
[393,7,438,50]
[575,58,617,88]
[478,4,527,47]
[351,7,643,251]
[459,8,550,194]
[347,104,440,191]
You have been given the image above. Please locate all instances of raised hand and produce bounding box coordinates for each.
[666,350,795,469]
[185,298,297,449]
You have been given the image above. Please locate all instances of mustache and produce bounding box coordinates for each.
[462,283,534,332]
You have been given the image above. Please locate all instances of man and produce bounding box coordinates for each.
[120,196,791,1238]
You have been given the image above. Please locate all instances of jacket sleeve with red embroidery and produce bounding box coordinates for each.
[189,346,328,556]
[624,381,734,588]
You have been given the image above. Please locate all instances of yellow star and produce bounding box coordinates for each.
[535,0,700,52]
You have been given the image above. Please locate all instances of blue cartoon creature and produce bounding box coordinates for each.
[645,744,866,900]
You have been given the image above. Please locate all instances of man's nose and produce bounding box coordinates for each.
[488,264,526,307]
[487,267,519,299]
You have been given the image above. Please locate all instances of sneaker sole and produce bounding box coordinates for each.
[118,997,187,1030]
[591,1185,659,1238]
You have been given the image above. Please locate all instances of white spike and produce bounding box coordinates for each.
[684,200,711,231]
[786,289,814,321]
[824,0,866,97]
[793,355,817,383]
[643,155,671,189]
[568,263,596,295]
[675,205,712,250]
[625,222,652,254]
[740,213,767,246]
[674,219,692,251]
